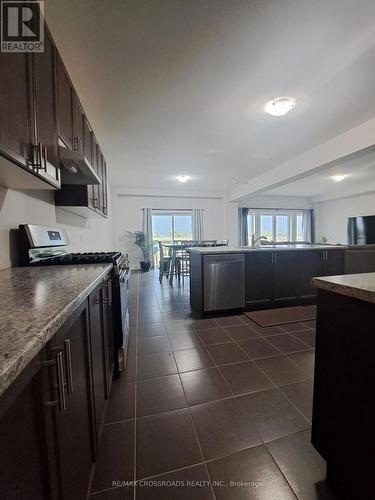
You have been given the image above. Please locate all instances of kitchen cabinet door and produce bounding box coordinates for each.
[83,115,92,163]
[90,135,100,211]
[0,52,30,167]
[273,251,298,304]
[325,250,345,277]
[0,349,57,500]
[32,29,60,187]
[89,281,108,453]
[245,252,273,309]
[50,303,94,500]
[57,56,73,148]
[98,149,105,214]
[72,91,84,153]
[298,250,324,300]
[102,158,108,216]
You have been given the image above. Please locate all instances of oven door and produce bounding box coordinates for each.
[117,268,131,372]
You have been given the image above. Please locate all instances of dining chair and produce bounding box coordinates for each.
[158,241,172,283]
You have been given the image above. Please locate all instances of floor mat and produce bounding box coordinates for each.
[244,305,316,327]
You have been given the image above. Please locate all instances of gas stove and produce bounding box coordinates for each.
[18,224,130,378]
[32,251,123,266]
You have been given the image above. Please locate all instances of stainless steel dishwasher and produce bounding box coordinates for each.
[203,254,245,311]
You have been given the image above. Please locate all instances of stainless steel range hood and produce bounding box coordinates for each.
[58,146,101,185]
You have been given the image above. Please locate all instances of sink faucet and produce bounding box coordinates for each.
[251,234,268,248]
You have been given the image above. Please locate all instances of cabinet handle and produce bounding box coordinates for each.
[64,339,74,394]
[92,197,98,208]
[73,136,81,152]
[43,145,48,169]
[56,352,67,413]
[102,279,112,305]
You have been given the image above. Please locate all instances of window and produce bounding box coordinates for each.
[245,210,304,244]
[152,213,193,242]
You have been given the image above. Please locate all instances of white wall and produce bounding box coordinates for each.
[114,189,229,268]
[314,191,375,244]
[0,186,115,270]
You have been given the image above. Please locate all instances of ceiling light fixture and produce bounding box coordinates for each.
[264,97,296,116]
[176,175,190,183]
[331,174,349,182]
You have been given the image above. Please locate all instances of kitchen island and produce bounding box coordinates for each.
[188,245,346,314]
[311,273,375,499]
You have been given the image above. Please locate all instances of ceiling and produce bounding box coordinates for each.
[265,148,375,199]
[46,0,375,192]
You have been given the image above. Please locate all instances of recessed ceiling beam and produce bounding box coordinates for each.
[229,117,375,201]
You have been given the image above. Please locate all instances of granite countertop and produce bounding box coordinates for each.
[312,273,375,305]
[0,264,112,398]
[187,244,346,254]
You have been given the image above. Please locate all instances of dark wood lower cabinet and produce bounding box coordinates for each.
[245,249,345,310]
[50,302,94,500]
[245,252,273,308]
[0,275,114,500]
[273,251,298,304]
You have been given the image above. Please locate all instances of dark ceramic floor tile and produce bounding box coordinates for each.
[174,346,214,373]
[138,335,171,354]
[191,398,261,460]
[164,320,194,334]
[136,464,214,500]
[139,323,167,338]
[214,315,244,327]
[191,318,218,331]
[254,325,285,337]
[197,327,232,346]
[280,380,314,421]
[137,374,187,417]
[224,324,260,341]
[207,342,248,365]
[207,445,297,500]
[238,338,281,360]
[180,367,232,406]
[137,351,177,380]
[138,311,164,325]
[91,420,135,492]
[124,352,136,382]
[292,329,316,348]
[136,409,202,479]
[91,486,133,499]
[238,388,310,442]
[219,361,273,396]
[267,431,336,500]
[168,332,202,349]
[255,356,308,387]
[266,334,310,354]
[106,381,135,423]
[280,322,309,333]
[288,350,315,377]
[302,320,317,329]
[162,310,192,321]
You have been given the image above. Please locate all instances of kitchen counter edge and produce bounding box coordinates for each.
[0,264,113,398]
[312,272,375,305]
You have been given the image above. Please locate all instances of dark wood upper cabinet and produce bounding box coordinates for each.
[31,29,60,187]
[72,91,84,153]
[102,158,108,216]
[57,56,73,149]
[83,115,92,163]
[0,53,30,166]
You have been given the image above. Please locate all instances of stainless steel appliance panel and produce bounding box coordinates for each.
[203,254,245,311]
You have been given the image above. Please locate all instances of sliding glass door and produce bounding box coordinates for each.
[152,213,193,265]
